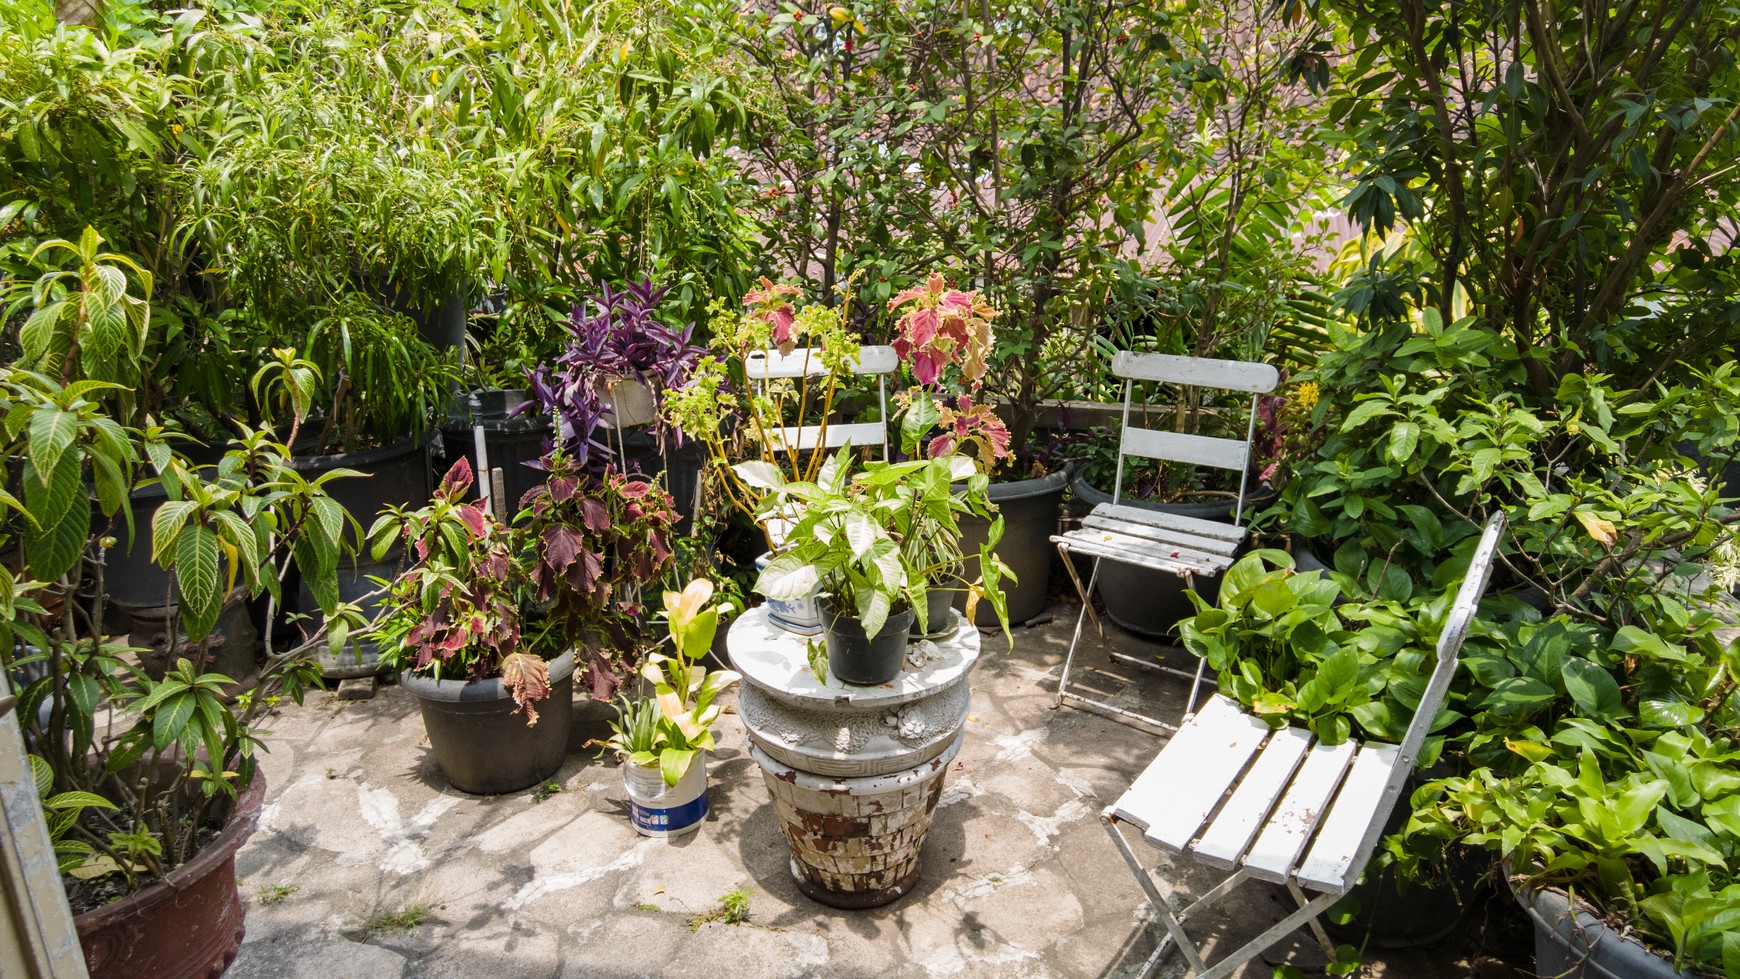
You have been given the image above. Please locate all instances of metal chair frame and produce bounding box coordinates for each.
[1052,352,1279,734]
[1102,513,1506,979]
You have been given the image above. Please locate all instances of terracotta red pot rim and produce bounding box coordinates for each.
[72,769,267,930]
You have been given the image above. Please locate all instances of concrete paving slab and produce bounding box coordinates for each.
[228,597,1530,978]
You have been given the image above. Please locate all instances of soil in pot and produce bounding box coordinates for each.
[400,648,576,794]
[821,598,916,686]
[74,771,267,979]
[953,466,1070,628]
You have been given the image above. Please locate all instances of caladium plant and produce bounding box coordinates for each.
[369,458,554,724]
[745,449,1014,639]
[518,450,679,700]
[600,578,741,786]
[521,279,707,471]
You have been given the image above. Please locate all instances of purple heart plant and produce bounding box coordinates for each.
[521,279,708,472]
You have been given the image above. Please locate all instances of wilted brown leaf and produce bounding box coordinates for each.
[501,653,552,727]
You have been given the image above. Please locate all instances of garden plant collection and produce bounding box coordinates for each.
[2,0,1738,976]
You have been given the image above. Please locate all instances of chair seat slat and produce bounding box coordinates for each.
[1191,726,1314,870]
[1293,744,1403,892]
[1113,697,1270,851]
[1091,503,1247,544]
[1078,512,1242,558]
[1240,739,1357,884]
[1052,531,1230,578]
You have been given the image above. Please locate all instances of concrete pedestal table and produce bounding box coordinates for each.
[728,605,980,909]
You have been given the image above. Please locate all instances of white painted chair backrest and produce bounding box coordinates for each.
[743,345,897,470]
[1107,351,1281,524]
[1333,512,1506,889]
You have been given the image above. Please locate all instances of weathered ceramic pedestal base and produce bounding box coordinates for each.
[752,731,962,909]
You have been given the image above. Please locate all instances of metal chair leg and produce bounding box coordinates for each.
[1054,552,1103,708]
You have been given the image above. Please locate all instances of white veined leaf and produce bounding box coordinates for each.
[175,522,223,642]
[754,552,819,601]
[843,510,881,558]
[152,500,199,564]
[732,460,786,490]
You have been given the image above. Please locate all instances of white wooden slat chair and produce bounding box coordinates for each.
[742,345,898,547]
[1051,352,1280,733]
[1102,512,1506,979]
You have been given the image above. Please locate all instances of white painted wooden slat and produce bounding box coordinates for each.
[769,422,887,452]
[1092,503,1248,544]
[1053,531,1229,579]
[1111,351,1280,393]
[1079,512,1243,558]
[1191,727,1314,870]
[1294,744,1403,892]
[1240,739,1357,884]
[745,345,898,379]
[1122,428,1252,472]
[1109,697,1269,851]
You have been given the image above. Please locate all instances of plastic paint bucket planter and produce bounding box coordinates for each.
[624,759,709,838]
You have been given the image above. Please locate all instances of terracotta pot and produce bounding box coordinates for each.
[75,771,267,979]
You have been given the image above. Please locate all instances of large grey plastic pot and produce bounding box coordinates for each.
[1515,884,1701,979]
[953,466,1070,627]
[399,648,575,794]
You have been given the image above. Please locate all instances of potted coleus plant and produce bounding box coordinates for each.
[747,449,1013,685]
[1,369,366,979]
[518,449,681,702]
[599,578,740,838]
[369,458,575,794]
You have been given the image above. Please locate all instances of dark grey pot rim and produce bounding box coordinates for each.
[984,462,1071,502]
[1070,471,1274,512]
[288,432,434,472]
[817,595,917,635]
[400,647,577,704]
[1513,880,1703,978]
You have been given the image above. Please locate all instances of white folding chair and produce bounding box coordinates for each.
[742,345,897,547]
[1051,352,1280,733]
[1102,512,1506,979]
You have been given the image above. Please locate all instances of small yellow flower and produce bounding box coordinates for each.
[1295,381,1320,410]
[430,69,440,85]
[170,123,184,136]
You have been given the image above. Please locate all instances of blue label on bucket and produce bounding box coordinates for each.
[631,792,709,833]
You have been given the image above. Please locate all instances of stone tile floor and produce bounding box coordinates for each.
[227,600,1533,978]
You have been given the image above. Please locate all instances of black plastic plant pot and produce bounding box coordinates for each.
[288,433,436,546]
[821,598,916,686]
[911,586,959,640]
[399,648,576,794]
[953,465,1070,628]
[440,392,551,514]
